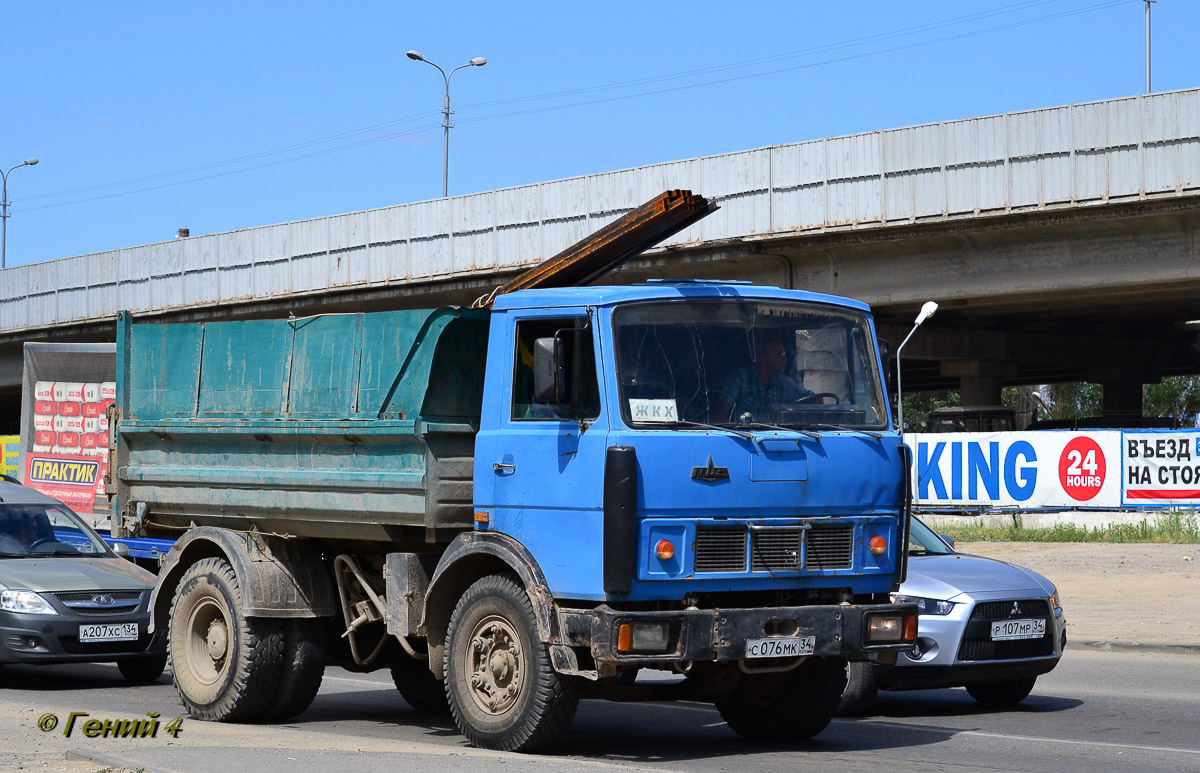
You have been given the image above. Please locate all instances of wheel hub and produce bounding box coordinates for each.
[206,619,229,662]
[466,616,523,715]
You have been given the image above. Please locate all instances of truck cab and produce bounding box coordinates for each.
[477,281,905,603]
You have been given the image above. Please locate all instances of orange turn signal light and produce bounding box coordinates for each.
[869,535,888,555]
[617,623,632,653]
[904,614,918,642]
[655,539,675,561]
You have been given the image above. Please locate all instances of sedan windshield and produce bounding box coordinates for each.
[613,299,887,430]
[907,517,955,556]
[0,504,109,557]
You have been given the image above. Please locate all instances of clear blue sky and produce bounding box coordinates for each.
[2,0,1195,267]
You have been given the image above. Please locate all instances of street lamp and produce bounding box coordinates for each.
[406,50,487,198]
[1,157,39,269]
[895,301,938,434]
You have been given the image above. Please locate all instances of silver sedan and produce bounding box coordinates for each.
[839,516,1066,714]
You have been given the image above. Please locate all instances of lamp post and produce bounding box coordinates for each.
[895,301,939,434]
[406,50,486,198]
[1,157,39,269]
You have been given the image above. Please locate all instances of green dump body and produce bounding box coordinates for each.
[113,307,490,544]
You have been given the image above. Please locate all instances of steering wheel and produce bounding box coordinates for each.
[794,393,840,405]
[28,537,55,550]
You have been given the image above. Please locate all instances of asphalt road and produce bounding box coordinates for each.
[3,649,1197,773]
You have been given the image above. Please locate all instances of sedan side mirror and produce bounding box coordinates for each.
[110,542,131,559]
[938,533,956,549]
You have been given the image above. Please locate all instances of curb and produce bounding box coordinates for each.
[65,747,169,773]
[1074,638,1200,655]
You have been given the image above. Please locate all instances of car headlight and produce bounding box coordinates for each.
[0,590,59,615]
[1049,587,1061,611]
[891,593,954,616]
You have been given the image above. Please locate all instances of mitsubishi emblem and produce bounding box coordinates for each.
[691,455,730,482]
[1010,601,1023,617]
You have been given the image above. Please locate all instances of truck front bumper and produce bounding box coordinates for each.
[558,602,918,669]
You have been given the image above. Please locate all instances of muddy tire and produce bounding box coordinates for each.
[118,653,168,684]
[444,574,579,752]
[836,660,879,716]
[966,676,1036,707]
[391,650,449,714]
[263,620,327,720]
[717,657,847,741]
[168,557,284,722]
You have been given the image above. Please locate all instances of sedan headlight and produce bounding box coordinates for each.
[891,593,954,616]
[0,590,59,615]
[1049,587,1061,612]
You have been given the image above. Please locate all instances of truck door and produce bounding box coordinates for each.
[474,310,610,599]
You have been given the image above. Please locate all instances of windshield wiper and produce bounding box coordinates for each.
[732,421,820,440]
[666,419,756,441]
[802,423,884,439]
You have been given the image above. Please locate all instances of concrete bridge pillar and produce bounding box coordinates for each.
[1098,374,1145,420]
[941,359,1015,406]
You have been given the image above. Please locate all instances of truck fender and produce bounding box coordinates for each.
[422,532,556,679]
[148,526,338,634]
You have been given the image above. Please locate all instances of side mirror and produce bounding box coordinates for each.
[533,336,567,403]
[938,533,956,549]
[110,541,132,559]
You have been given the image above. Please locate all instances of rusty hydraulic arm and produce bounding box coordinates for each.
[472,189,717,308]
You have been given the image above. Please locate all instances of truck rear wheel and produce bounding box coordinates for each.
[263,620,327,720]
[716,657,847,741]
[169,557,284,722]
[391,650,449,714]
[444,574,579,752]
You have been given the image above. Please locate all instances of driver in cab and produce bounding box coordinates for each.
[0,514,43,554]
[712,333,813,422]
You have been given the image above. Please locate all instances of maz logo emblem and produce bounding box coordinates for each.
[691,455,730,482]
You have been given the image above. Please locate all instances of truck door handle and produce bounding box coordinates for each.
[493,462,516,473]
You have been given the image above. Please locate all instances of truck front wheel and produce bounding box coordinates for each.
[168,557,285,722]
[444,574,579,752]
[716,657,847,741]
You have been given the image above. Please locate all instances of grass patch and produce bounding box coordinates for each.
[938,511,1200,544]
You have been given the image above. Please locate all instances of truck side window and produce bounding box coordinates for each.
[512,318,600,421]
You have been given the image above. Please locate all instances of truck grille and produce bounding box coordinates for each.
[751,529,803,571]
[695,526,747,573]
[957,598,1054,662]
[695,522,856,574]
[805,523,855,570]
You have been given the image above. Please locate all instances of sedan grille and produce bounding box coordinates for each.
[958,598,1054,662]
[55,591,143,617]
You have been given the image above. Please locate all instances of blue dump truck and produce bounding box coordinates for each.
[111,191,917,752]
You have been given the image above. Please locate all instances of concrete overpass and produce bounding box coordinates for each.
[3,88,1199,427]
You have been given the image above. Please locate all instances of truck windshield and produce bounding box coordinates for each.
[612,299,887,430]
